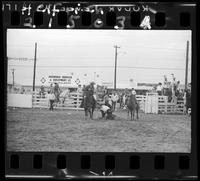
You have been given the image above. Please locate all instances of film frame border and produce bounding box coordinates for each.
[3,1,198,179]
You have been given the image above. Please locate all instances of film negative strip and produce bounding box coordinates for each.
[3,1,198,180]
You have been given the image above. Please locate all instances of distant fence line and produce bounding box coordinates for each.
[32,92,185,114]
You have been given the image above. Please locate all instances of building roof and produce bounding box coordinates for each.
[106,83,153,90]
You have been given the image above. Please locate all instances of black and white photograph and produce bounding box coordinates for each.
[6,29,191,152]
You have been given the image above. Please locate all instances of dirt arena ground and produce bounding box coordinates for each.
[6,108,191,152]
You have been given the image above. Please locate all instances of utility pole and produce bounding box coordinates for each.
[94,72,96,82]
[33,43,37,91]
[185,41,189,90]
[11,68,15,88]
[114,45,120,90]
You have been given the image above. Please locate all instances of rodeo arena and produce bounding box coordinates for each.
[7,73,191,152]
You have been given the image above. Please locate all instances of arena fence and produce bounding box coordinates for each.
[32,92,84,110]
[32,92,185,114]
[142,93,185,114]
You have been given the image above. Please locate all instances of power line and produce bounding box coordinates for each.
[7,44,185,51]
[7,64,190,70]
[8,57,190,62]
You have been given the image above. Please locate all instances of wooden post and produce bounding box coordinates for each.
[11,68,15,89]
[33,43,37,92]
[77,92,79,111]
[113,45,120,90]
[164,96,168,113]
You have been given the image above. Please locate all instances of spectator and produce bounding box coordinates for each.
[163,75,168,95]
[176,80,180,91]
[171,76,177,94]
[20,87,25,94]
[171,75,178,103]
[152,86,157,93]
[49,83,54,94]
[77,84,82,93]
[122,93,127,109]
[119,92,124,108]
[111,91,119,111]
[46,91,56,111]
[39,85,45,98]
[156,83,163,95]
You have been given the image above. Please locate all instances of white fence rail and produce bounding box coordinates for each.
[32,92,185,114]
[32,92,84,110]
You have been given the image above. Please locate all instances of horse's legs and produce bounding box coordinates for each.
[91,107,95,119]
[136,108,139,119]
[130,110,133,120]
[89,109,93,119]
[85,109,88,120]
[62,97,65,107]
[132,110,135,120]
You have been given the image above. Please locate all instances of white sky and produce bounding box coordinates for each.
[7,29,191,86]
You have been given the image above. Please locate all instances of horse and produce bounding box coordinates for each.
[59,89,70,106]
[125,94,139,120]
[83,94,97,120]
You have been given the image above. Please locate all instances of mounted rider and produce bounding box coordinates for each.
[130,88,137,100]
[127,88,138,107]
[54,82,61,103]
[80,82,96,108]
[85,82,95,97]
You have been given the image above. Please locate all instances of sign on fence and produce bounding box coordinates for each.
[48,75,72,85]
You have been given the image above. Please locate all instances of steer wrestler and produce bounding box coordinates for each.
[100,104,115,120]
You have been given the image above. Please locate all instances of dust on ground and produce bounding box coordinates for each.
[6,108,191,152]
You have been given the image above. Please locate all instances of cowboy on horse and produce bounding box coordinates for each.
[126,88,139,120]
[81,82,97,119]
[80,82,95,107]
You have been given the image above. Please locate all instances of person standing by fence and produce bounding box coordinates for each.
[77,84,82,93]
[122,93,127,109]
[156,83,163,96]
[119,92,124,108]
[111,91,119,111]
[39,85,45,98]
[163,75,168,95]
[171,74,178,104]
[46,91,56,111]
[49,83,54,94]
